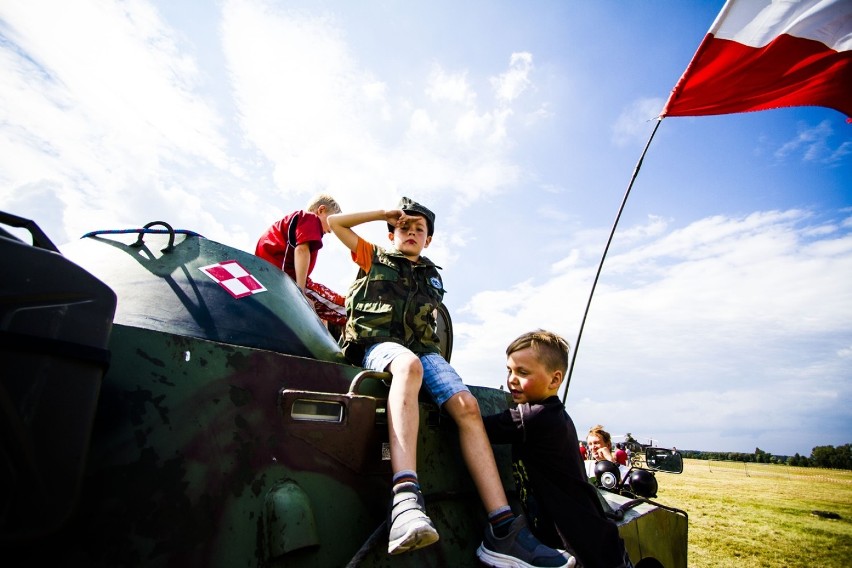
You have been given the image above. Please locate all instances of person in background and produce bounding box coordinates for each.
[579,441,588,461]
[483,330,632,568]
[255,194,346,328]
[587,425,616,463]
[614,443,628,466]
[328,198,570,567]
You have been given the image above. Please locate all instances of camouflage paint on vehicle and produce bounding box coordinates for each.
[1,217,686,567]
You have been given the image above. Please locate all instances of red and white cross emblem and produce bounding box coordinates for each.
[199,260,267,299]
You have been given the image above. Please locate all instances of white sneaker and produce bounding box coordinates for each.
[387,482,440,555]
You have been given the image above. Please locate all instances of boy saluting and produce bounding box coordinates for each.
[328,198,573,567]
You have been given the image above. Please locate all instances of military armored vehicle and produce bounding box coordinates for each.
[0,212,687,567]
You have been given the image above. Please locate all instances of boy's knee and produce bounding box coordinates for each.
[389,353,424,379]
[447,391,482,422]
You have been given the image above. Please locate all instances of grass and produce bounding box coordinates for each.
[655,458,852,567]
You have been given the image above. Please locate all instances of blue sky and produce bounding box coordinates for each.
[1,0,849,456]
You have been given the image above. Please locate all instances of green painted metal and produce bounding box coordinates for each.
[604,492,688,568]
[1,218,688,567]
[264,480,320,558]
[61,230,344,362]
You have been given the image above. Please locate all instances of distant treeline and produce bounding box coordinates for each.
[678,443,852,470]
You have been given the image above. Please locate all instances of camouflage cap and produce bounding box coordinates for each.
[388,196,436,236]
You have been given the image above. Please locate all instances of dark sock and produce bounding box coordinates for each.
[488,506,515,537]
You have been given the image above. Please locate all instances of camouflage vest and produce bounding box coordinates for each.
[341,245,445,364]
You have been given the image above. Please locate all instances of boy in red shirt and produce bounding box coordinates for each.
[255,194,346,326]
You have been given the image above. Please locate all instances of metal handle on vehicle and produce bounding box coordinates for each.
[130,221,176,253]
[348,370,392,395]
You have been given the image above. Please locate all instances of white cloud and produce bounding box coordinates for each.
[551,249,581,273]
[613,214,669,244]
[611,97,665,147]
[452,209,852,453]
[221,1,371,197]
[409,109,439,138]
[219,0,535,217]
[491,52,533,105]
[0,0,237,244]
[0,0,544,250]
[774,119,851,165]
[426,64,476,105]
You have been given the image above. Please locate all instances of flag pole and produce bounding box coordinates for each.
[561,117,664,405]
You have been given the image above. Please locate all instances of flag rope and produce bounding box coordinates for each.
[562,117,664,405]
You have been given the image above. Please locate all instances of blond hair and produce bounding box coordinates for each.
[505,329,570,374]
[306,194,341,214]
[588,425,612,447]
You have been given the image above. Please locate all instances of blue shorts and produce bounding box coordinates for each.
[364,342,469,407]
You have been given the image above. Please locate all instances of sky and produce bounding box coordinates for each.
[1,0,850,457]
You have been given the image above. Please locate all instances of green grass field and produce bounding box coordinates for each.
[653,458,852,567]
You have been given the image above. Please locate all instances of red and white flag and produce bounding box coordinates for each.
[662,0,852,118]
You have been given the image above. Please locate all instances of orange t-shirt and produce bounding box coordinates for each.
[352,237,374,273]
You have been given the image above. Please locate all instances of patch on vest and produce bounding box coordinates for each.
[429,276,443,290]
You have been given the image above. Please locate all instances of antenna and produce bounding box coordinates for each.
[561,118,664,404]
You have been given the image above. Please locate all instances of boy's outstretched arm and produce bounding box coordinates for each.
[328,209,404,252]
